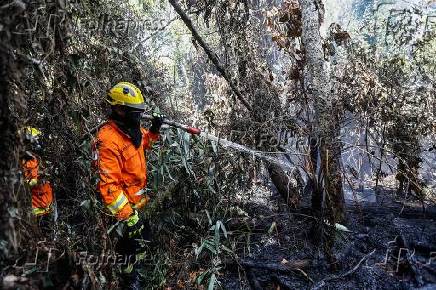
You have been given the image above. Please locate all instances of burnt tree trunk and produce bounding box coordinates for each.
[300,0,344,260]
[392,130,424,199]
[309,136,322,214]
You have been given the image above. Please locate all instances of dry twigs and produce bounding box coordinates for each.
[311,249,376,290]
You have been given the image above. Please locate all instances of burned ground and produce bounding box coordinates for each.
[212,186,436,290]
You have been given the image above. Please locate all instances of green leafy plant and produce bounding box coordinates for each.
[193,212,233,289]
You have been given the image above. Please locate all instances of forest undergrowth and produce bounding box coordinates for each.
[1,0,435,289]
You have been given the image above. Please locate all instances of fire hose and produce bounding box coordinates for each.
[141,113,201,135]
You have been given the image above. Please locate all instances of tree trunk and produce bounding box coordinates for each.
[300,0,344,260]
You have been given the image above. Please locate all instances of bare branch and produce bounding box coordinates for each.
[168,0,253,111]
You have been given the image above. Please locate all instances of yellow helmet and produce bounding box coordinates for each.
[23,127,42,140]
[107,82,145,110]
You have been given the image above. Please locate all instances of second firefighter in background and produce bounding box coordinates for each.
[21,127,54,220]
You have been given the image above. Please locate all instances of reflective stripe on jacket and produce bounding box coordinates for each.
[93,120,159,220]
[22,155,54,215]
[31,182,53,215]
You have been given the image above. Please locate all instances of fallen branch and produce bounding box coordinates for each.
[168,0,252,111]
[241,259,310,273]
[311,249,376,290]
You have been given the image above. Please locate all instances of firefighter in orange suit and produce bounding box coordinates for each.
[21,127,54,221]
[92,82,163,286]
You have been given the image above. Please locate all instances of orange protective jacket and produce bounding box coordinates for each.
[22,154,54,216]
[93,120,159,221]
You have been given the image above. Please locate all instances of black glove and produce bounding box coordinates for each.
[125,211,152,241]
[149,112,165,133]
[116,211,151,257]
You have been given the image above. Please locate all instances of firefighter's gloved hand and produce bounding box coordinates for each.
[26,178,38,187]
[150,112,165,133]
[125,211,144,238]
[126,210,139,226]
